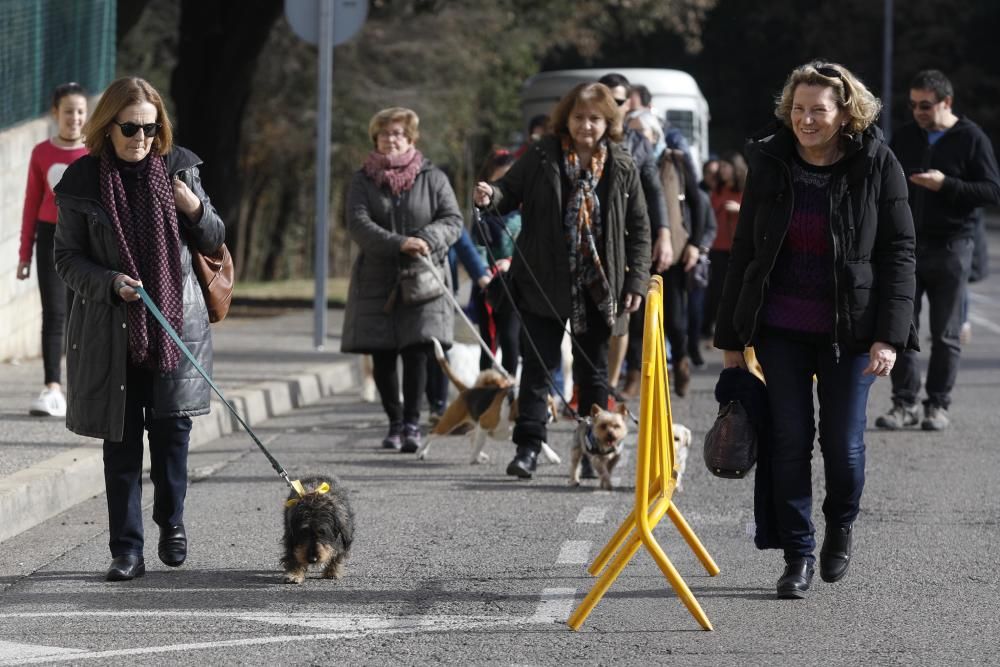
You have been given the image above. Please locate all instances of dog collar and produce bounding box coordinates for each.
[585,426,623,456]
[284,481,330,507]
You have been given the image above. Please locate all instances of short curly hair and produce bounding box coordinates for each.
[775,61,881,135]
[367,107,420,147]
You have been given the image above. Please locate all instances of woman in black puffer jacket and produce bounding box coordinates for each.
[713,62,916,599]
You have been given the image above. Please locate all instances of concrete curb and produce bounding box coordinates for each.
[0,360,357,544]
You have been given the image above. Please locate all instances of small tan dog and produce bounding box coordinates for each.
[671,423,691,492]
[418,339,560,464]
[569,403,629,490]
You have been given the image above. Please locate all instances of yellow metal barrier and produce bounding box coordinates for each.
[567,275,719,632]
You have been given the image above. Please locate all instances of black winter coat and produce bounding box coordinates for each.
[488,135,651,337]
[890,117,1000,241]
[54,147,226,441]
[714,124,917,355]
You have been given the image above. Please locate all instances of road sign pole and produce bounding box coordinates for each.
[313,0,334,350]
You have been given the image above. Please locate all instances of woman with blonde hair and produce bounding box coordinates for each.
[714,62,916,598]
[341,107,462,453]
[474,82,650,479]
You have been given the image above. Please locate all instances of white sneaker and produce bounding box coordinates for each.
[29,388,67,417]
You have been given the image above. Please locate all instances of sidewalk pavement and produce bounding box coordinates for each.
[0,308,358,543]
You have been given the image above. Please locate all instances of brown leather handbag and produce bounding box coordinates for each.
[192,243,234,323]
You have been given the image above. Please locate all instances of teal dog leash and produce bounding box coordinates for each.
[134,285,302,494]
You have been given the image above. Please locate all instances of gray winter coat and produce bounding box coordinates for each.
[487,135,651,336]
[341,159,463,353]
[53,147,226,441]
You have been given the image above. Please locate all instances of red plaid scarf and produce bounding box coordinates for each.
[100,151,184,372]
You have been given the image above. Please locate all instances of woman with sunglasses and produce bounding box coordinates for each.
[474,82,651,479]
[16,83,90,418]
[53,77,225,582]
[714,62,916,598]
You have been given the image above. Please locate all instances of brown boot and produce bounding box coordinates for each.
[674,357,691,397]
[622,369,641,398]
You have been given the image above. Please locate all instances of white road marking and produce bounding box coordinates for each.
[968,313,1000,336]
[556,540,591,564]
[575,506,607,524]
[529,588,576,624]
[0,641,82,660]
[0,611,555,665]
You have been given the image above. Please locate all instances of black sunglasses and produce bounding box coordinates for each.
[613,97,628,107]
[114,121,161,138]
[815,65,850,103]
[908,100,938,111]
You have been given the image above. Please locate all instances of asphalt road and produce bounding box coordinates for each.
[1,235,999,665]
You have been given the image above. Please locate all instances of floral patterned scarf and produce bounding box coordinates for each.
[562,136,615,333]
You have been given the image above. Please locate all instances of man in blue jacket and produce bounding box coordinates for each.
[876,70,1000,431]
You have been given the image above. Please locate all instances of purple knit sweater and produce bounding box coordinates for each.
[762,156,835,333]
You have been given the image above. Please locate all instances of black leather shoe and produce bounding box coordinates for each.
[506,447,539,479]
[776,558,814,599]
[820,524,853,583]
[106,554,145,582]
[579,455,597,479]
[158,524,187,567]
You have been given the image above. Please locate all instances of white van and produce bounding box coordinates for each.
[521,68,710,168]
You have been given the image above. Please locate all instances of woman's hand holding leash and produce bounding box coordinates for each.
[723,350,748,371]
[172,175,203,221]
[622,292,642,314]
[114,275,143,303]
[400,237,430,257]
[863,341,896,377]
[474,182,493,207]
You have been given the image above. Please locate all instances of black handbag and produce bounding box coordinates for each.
[703,399,758,478]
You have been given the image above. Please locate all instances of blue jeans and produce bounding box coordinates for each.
[755,331,875,562]
[103,368,191,557]
[891,238,974,409]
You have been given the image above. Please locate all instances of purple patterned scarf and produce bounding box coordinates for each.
[362,148,424,195]
[100,151,184,372]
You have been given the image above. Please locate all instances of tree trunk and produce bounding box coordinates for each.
[170,0,283,260]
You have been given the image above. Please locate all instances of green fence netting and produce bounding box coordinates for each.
[0,0,116,131]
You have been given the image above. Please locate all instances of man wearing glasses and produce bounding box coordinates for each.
[876,69,1000,431]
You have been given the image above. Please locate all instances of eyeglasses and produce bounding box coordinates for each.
[815,65,850,103]
[908,100,938,111]
[114,121,161,138]
[377,129,407,140]
[613,97,628,107]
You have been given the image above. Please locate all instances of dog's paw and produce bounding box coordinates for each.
[471,451,490,465]
[568,479,581,487]
[599,479,613,491]
[283,571,306,584]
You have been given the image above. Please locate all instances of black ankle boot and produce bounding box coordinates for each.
[820,524,853,583]
[776,558,814,599]
[158,524,187,567]
[506,447,539,479]
[106,554,145,582]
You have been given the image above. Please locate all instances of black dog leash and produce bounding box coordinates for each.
[134,285,305,498]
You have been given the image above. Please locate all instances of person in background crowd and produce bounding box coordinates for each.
[598,73,671,400]
[700,157,720,193]
[54,77,226,581]
[425,225,491,423]
[875,69,1000,432]
[16,82,89,418]
[715,62,915,599]
[703,151,748,341]
[471,149,522,375]
[475,82,651,479]
[686,187,717,367]
[342,107,463,453]
[513,114,550,159]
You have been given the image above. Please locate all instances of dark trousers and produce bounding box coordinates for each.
[372,344,430,425]
[663,264,688,364]
[755,332,875,562]
[103,368,191,557]
[474,289,521,375]
[425,355,448,414]
[687,282,706,360]
[34,222,72,385]
[703,249,730,338]
[514,298,610,451]
[891,238,974,410]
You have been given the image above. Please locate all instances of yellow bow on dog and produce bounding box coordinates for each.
[284,481,330,507]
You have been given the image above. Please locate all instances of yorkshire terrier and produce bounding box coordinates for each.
[569,403,629,490]
[281,475,355,584]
